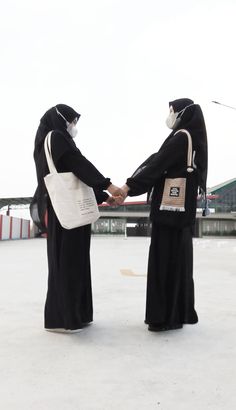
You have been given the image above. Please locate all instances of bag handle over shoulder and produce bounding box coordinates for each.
[174,129,194,173]
[44,131,57,174]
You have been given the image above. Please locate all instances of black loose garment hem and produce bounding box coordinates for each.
[145,222,198,327]
[44,204,93,330]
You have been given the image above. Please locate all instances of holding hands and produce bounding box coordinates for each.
[106,183,130,206]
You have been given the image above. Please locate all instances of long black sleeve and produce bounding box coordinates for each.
[58,151,111,190]
[94,189,109,205]
[126,133,188,196]
[50,131,111,190]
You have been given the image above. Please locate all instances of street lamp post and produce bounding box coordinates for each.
[212,101,236,111]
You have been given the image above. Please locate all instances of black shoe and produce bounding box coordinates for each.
[148,323,183,332]
[148,324,168,332]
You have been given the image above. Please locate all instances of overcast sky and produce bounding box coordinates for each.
[1,0,236,201]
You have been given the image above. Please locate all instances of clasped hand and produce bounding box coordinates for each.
[106,184,130,206]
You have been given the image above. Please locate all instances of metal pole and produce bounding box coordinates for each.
[212,101,236,111]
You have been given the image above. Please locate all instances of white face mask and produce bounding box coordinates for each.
[166,103,195,129]
[55,107,78,138]
[166,111,179,129]
[166,106,180,129]
[67,123,78,139]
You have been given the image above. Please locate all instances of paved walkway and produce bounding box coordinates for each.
[0,237,235,410]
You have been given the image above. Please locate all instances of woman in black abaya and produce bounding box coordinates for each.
[122,98,208,331]
[31,104,120,332]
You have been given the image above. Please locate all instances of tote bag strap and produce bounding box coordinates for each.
[174,128,193,172]
[44,131,57,174]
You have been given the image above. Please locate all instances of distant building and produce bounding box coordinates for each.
[95,178,236,237]
[1,178,236,238]
[205,178,236,213]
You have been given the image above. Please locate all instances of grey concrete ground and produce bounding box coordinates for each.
[0,236,236,410]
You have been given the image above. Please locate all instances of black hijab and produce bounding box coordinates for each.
[169,98,208,194]
[130,98,208,206]
[30,104,80,231]
[34,104,80,154]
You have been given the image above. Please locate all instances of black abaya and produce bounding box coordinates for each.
[31,105,111,330]
[126,99,208,329]
[43,137,110,330]
[45,203,93,330]
[145,223,198,326]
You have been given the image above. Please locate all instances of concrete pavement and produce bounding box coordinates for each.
[0,236,235,410]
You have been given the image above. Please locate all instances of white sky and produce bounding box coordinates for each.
[1,0,236,200]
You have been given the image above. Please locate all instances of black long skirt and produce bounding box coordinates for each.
[145,222,198,326]
[44,205,93,330]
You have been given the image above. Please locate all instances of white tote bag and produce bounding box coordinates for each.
[44,132,100,229]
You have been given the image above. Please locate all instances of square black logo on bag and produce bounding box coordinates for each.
[169,187,180,197]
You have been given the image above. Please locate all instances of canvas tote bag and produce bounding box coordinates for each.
[159,129,194,212]
[44,132,100,229]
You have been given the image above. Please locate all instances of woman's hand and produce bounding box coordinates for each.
[107,183,130,205]
[106,196,117,206]
[107,183,125,197]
